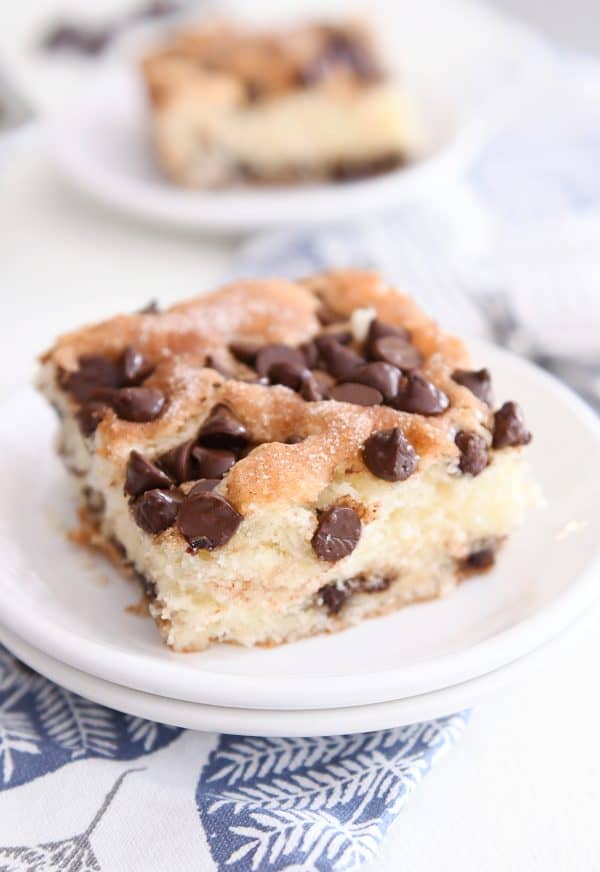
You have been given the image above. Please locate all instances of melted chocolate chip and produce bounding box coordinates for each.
[77,401,107,436]
[125,450,173,497]
[177,491,242,550]
[121,346,153,385]
[133,488,183,534]
[370,336,423,371]
[455,431,489,476]
[318,573,392,615]
[93,386,165,422]
[362,428,418,481]
[328,383,383,406]
[199,404,248,451]
[359,574,392,593]
[320,582,351,615]
[191,445,236,479]
[316,338,364,380]
[393,374,449,416]
[229,341,260,365]
[63,355,121,403]
[159,439,196,483]
[254,344,306,378]
[268,360,309,391]
[452,368,493,407]
[348,362,402,401]
[461,547,496,571]
[311,506,362,562]
[492,402,532,448]
[188,479,220,495]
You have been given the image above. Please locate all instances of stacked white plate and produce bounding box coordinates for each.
[1,342,600,736]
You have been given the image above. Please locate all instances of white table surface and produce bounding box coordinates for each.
[3,3,600,871]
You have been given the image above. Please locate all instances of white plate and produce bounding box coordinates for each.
[1,342,600,710]
[0,619,575,736]
[45,63,483,233]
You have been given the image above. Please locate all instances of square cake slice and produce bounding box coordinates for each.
[39,271,537,651]
[141,19,424,187]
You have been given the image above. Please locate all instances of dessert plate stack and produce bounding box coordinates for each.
[1,342,600,736]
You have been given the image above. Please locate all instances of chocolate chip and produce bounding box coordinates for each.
[138,299,160,315]
[298,29,381,86]
[121,346,153,385]
[362,427,418,481]
[125,450,173,497]
[454,430,489,475]
[188,479,220,495]
[370,336,423,371]
[42,22,113,55]
[452,368,493,406]
[76,401,107,436]
[93,386,165,422]
[63,355,121,402]
[229,341,260,365]
[359,574,392,593]
[462,547,496,571]
[316,337,364,380]
[159,439,196,483]
[348,362,402,401]
[133,488,183,534]
[320,582,351,615]
[311,506,361,562]
[455,431,489,476]
[492,402,532,448]
[300,341,319,369]
[366,318,410,351]
[177,491,242,550]
[285,434,305,444]
[328,383,383,406]
[320,329,353,345]
[254,344,306,378]
[199,404,248,451]
[268,361,309,391]
[191,445,236,479]
[393,374,449,416]
[300,373,326,402]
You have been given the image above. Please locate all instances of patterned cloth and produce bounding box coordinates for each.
[3,16,600,872]
[0,646,468,870]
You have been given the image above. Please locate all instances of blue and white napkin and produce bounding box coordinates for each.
[3,18,600,872]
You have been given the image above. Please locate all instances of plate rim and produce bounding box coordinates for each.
[1,341,600,709]
[0,618,572,736]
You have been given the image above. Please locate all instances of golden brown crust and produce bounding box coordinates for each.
[41,270,491,513]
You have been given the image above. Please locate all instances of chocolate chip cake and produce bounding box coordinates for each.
[141,20,424,187]
[38,271,536,651]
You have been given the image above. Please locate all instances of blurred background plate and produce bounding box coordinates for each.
[45,63,483,232]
